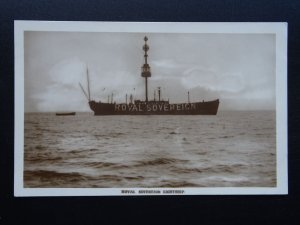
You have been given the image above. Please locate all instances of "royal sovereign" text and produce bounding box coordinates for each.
[114,103,196,112]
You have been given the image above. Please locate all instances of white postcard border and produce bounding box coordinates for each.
[14,21,288,196]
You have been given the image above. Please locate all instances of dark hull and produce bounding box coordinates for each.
[56,112,76,116]
[89,99,219,115]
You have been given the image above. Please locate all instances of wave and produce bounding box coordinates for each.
[124,176,144,181]
[69,148,100,154]
[172,167,204,174]
[209,164,248,173]
[94,132,125,139]
[95,174,123,182]
[25,155,63,163]
[34,127,53,133]
[219,135,234,139]
[172,163,248,175]
[24,170,87,182]
[158,180,199,187]
[84,161,132,170]
[84,161,116,168]
[134,157,189,167]
[35,145,46,150]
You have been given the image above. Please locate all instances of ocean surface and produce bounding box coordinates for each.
[24,111,276,188]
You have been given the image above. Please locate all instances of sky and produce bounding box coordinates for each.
[24,31,276,112]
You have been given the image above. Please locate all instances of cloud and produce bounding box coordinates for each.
[152,59,246,94]
[34,58,89,112]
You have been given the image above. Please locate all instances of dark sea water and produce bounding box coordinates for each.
[24,111,276,188]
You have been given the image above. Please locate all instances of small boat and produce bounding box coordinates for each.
[55,112,76,116]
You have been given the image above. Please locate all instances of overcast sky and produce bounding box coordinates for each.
[24,31,276,112]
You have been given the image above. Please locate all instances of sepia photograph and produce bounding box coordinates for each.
[14,22,287,196]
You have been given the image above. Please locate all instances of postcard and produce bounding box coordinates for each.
[14,21,287,196]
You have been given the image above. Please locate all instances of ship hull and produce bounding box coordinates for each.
[89,99,219,115]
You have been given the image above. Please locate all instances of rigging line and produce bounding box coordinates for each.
[79,82,89,101]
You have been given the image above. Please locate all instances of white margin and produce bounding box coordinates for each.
[14,21,288,196]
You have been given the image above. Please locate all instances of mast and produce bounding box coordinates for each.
[86,67,91,101]
[141,36,151,103]
[130,94,133,104]
[188,91,190,103]
[79,66,91,102]
[158,87,161,102]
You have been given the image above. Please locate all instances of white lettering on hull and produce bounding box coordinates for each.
[114,103,196,112]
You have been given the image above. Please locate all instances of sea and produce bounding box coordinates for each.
[24,111,276,188]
